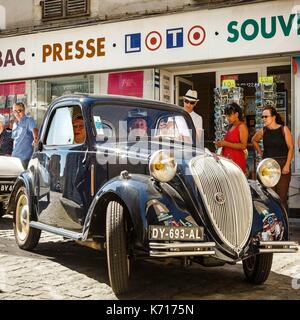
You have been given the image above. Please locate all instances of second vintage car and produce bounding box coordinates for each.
[0,156,24,217]
[7,94,298,294]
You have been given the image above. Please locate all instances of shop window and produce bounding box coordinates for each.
[41,0,90,21]
[0,82,27,127]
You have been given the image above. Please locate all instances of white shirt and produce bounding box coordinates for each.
[190,111,203,130]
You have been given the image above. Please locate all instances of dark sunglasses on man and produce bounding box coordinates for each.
[184,99,196,105]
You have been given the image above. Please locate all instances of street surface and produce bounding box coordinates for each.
[0,215,300,300]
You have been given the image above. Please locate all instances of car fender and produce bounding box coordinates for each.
[7,171,36,220]
[248,180,289,244]
[82,174,194,245]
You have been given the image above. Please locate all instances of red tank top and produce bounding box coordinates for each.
[222,123,247,173]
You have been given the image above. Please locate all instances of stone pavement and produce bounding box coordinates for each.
[0,215,300,300]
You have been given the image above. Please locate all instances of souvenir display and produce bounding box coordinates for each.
[214,86,244,144]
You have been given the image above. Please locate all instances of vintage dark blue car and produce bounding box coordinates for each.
[8,94,298,294]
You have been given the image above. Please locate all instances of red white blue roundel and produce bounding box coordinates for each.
[145,31,162,51]
[188,26,206,46]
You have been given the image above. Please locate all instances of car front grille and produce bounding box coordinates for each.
[189,154,253,254]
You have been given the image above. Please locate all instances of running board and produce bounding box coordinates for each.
[149,242,216,257]
[30,221,82,240]
[258,241,298,253]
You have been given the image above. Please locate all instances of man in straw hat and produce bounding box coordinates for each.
[183,89,203,141]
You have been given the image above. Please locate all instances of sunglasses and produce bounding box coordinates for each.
[261,115,271,119]
[13,109,24,113]
[184,99,196,105]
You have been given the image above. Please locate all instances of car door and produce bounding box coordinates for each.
[36,103,90,231]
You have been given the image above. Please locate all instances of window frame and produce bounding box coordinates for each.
[41,0,90,22]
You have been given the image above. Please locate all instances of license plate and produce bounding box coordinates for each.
[0,184,13,194]
[149,225,204,241]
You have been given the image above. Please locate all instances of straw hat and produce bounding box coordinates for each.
[184,90,198,102]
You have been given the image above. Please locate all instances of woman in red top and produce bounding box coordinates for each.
[215,103,249,173]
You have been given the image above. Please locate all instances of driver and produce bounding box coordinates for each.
[128,118,148,139]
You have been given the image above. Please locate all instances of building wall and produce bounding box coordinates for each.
[0,0,33,29]
[0,0,273,34]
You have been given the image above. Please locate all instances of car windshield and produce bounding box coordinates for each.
[92,104,204,149]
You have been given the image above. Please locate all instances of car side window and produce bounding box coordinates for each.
[46,106,84,146]
[154,115,191,141]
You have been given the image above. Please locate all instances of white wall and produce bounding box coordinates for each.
[0,0,33,29]
[0,0,274,31]
[97,0,193,20]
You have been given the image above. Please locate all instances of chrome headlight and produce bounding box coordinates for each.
[149,150,177,182]
[257,158,281,188]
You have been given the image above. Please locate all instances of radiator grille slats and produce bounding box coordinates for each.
[189,155,253,253]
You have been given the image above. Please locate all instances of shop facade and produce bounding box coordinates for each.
[1,0,300,211]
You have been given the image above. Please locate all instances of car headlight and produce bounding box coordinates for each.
[257,158,281,188]
[149,150,177,182]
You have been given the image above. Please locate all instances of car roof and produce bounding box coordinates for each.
[51,94,185,114]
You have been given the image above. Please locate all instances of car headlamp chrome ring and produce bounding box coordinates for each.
[149,150,177,182]
[257,158,281,188]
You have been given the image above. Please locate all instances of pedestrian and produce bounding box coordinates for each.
[183,90,203,142]
[11,102,38,169]
[0,114,13,156]
[7,114,16,132]
[252,106,294,212]
[214,102,249,173]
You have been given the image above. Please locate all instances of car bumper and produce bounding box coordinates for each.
[258,241,299,253]
[149,242,216,257]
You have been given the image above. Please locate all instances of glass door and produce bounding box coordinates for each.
[175,76,193,107]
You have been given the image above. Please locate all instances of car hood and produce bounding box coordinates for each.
[0,156,24,177]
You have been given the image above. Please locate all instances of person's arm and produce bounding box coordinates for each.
[28,117,39,145]
[251,128,264,156]
[32,127,39,144]
[215,124,248,150]
[282,126,294,174]
[298,133,300,152]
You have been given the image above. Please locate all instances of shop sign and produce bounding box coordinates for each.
[42,38,105,63]
[125,26,206,53]
[222,79,236,88]
[0,0,299,81]
[0,48,25,67]
[227,14,300,43]
[258,76,274,84]
[0,81,25,95]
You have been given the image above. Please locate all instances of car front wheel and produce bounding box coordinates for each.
[242,253,273,284]
[106,200,131,294]
[14,186,41,250]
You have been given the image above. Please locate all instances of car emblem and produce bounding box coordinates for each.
[214,192,225,205]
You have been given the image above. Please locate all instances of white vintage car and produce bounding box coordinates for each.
[0,156,24,217]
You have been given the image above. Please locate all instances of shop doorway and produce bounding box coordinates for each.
[175,72,216,150]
